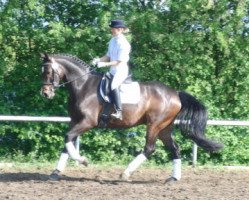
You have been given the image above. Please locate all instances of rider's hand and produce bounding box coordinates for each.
[91,57,100,66]
[97,62,108,68]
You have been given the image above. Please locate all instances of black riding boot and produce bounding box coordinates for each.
[111,88,122,120]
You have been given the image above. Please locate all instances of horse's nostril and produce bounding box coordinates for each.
[41,90,49,98]
[41,89,55,99]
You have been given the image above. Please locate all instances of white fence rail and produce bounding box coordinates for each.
[0,116,71,122]
[1,115,249,126]
[1,115,249,166]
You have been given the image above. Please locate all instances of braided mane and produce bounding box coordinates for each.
[50,54,90,69]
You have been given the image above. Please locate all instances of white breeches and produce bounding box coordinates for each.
[110,65,129,90]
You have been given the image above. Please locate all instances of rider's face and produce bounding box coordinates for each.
[111,28,123,36]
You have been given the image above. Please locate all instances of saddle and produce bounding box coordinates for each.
[98,72,133,127]
[99,72,133,104]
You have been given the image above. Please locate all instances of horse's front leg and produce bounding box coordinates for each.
[49,119,94,180]
[65,135,88,165]
[65,119,94,164]
[49,139,76,180]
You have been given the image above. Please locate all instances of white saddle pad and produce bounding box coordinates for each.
[120,82,140,104]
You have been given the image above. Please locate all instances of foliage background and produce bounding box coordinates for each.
[0,0,248,165]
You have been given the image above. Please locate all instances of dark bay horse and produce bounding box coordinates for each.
[41,53,223,182]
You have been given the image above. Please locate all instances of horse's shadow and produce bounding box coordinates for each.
[0,172,158,185]
[0,172,50,182]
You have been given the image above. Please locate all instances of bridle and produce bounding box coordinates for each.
[42,62,61,88]
[42,61,97,89]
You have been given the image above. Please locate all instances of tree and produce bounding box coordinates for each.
[0,0,248,164]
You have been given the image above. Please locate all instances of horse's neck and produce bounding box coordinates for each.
[63,64,86,81]
[60,62,86,91]
[65,68,101,98]
[68,74,100,103]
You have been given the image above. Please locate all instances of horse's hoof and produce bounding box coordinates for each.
[120,173,132,182]
[164,176,178,184]
[49,170,61,181]
[79,156,88,167]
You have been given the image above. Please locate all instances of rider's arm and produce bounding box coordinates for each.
[102,60,121,67]
[99,55,110,62]
[98,55,122,68]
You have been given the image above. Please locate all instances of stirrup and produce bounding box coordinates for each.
[111,111,122,120]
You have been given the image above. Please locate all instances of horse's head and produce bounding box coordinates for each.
[40,53,62,99]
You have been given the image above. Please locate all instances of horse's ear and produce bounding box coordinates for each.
[40,53,50,61]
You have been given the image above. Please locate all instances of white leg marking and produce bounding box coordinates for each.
[123,153,147,176]
[66,141,86,163]
[56,153,69,172]
[172,159,181,180]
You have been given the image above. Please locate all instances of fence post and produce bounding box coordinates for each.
[192,143,198,167]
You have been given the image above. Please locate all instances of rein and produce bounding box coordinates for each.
[55,65,98,89]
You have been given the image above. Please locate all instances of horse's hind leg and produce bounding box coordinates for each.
[158,124,182,182]
[121,126,158,181]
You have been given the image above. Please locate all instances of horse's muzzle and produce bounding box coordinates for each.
[41,86,55,99]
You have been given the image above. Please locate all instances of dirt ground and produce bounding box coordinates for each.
[0,165,249,200]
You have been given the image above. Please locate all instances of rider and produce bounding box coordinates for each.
[92,19,131,120]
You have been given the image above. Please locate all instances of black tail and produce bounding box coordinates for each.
[176,91,223,152]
